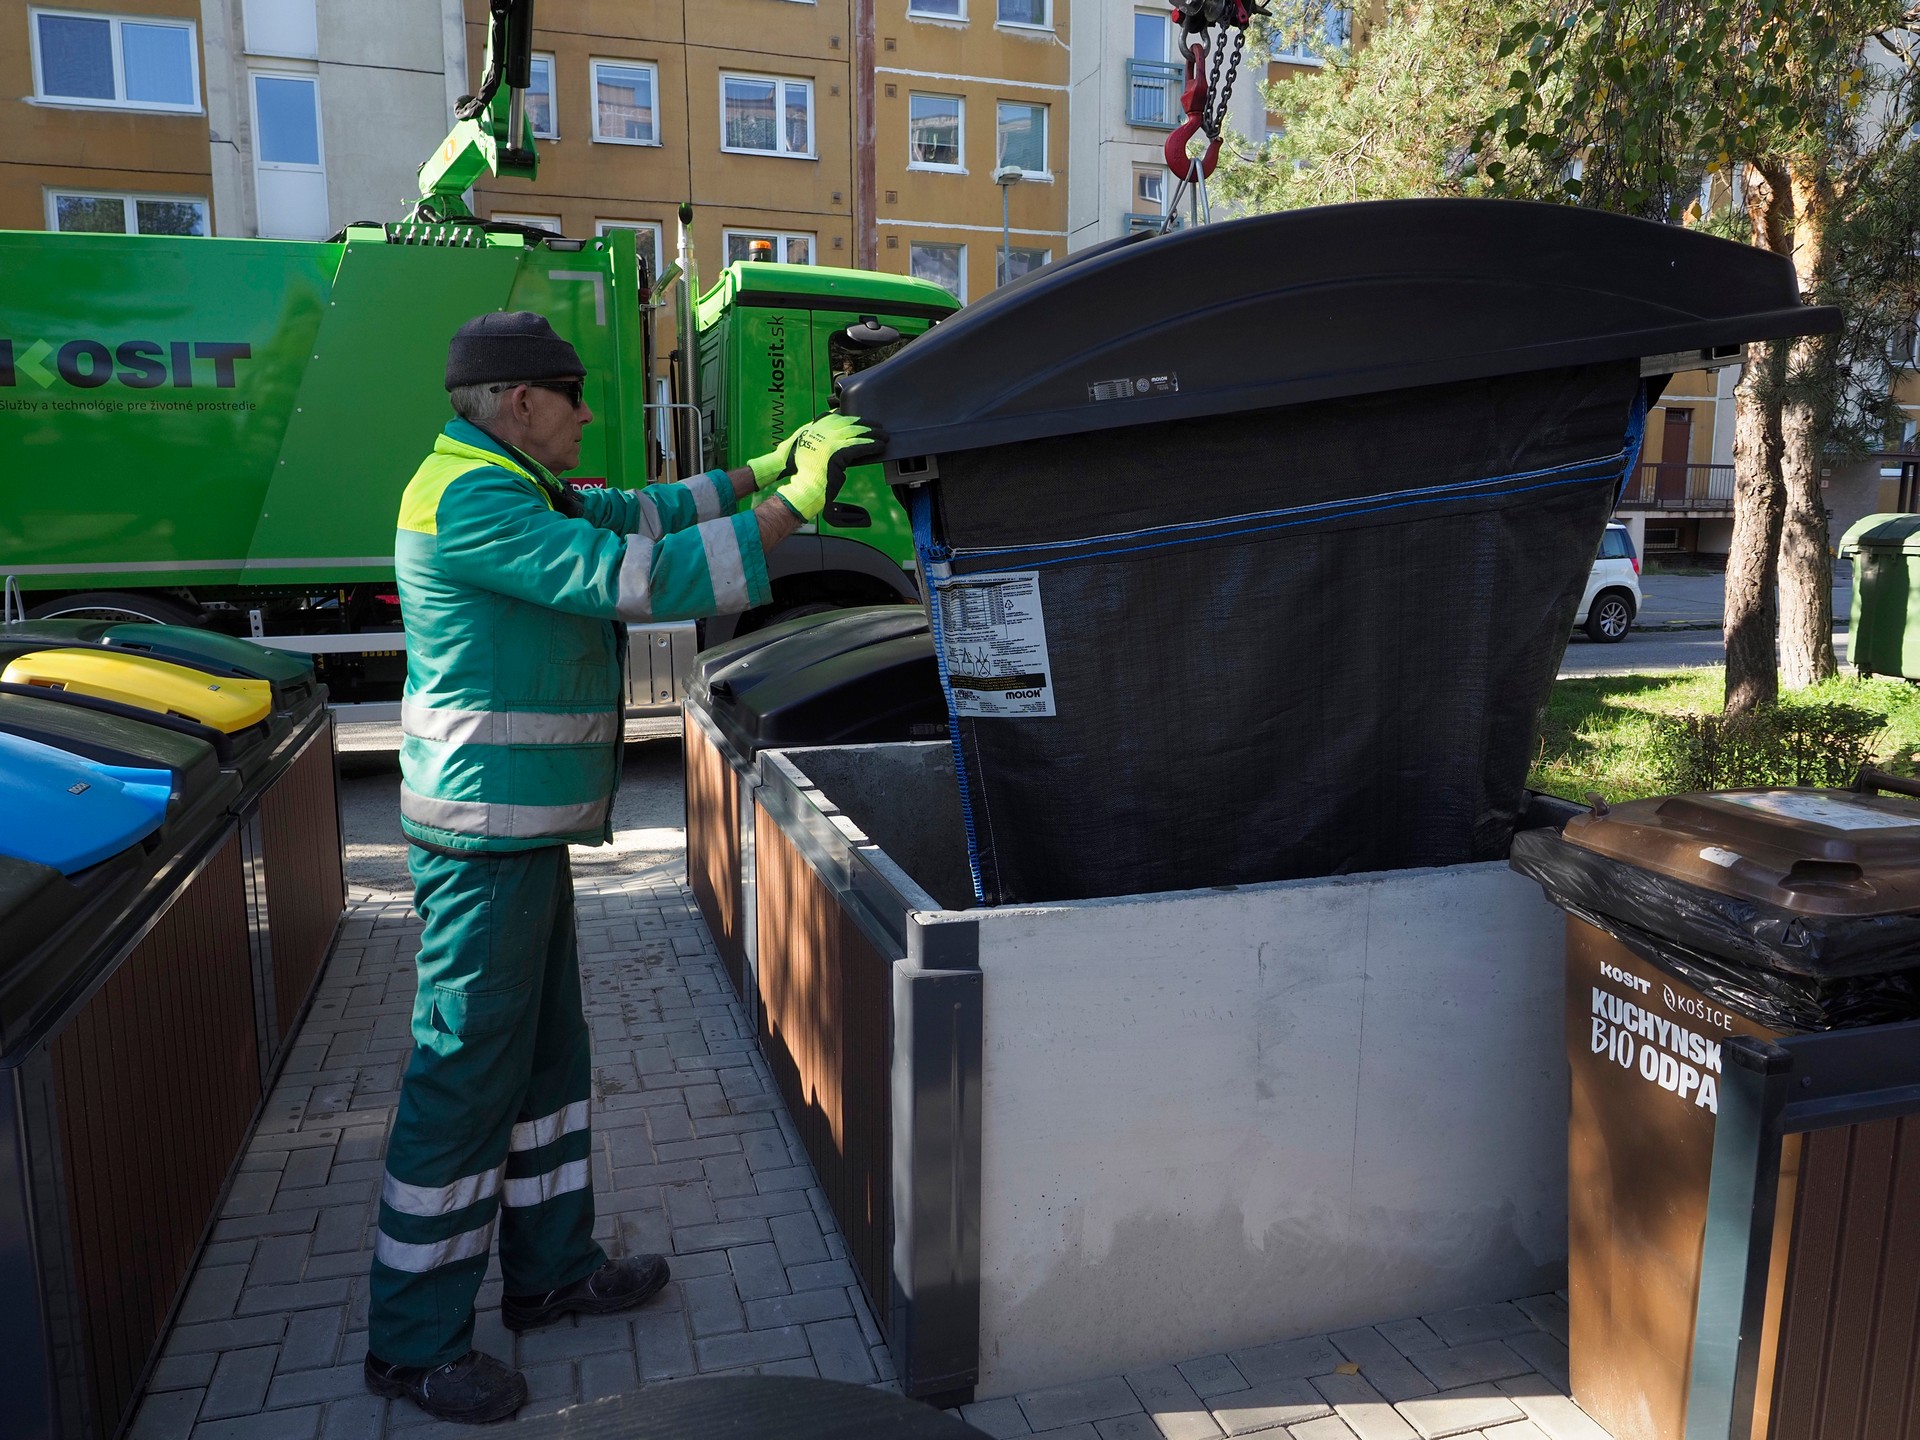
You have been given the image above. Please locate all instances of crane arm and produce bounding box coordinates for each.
[416,0,539,218]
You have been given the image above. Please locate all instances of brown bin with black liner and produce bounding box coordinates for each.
[1514,787,1920,1440]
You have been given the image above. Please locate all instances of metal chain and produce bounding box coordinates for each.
[1205,29,1247,139]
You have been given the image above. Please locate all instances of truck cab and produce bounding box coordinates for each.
[688,261,960,644]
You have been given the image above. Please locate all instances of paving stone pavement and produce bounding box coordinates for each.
[127,861,1616,1440]
[127,867,893,1440]
[947,1294,1612,1440]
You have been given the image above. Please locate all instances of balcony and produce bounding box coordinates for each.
[1127,59,1184,129]
[1617,461,1735,512]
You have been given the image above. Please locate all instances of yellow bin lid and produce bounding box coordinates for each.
[1,648,273,734]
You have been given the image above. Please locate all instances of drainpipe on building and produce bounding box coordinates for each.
[854,0,878,271]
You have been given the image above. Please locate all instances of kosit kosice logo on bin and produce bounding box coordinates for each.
[0,336,252,390]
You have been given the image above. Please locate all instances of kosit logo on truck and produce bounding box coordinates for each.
[0,337,252,397]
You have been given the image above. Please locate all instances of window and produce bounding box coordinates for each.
[251,72,327,239]
[997,245,1049,286]
[1133,9,1177,60]
[996,101,1047,177]
[490,212,562,231]
[592,60,658,145]
[908,0,964,16]
[909,94,964,170]
[1271,5,1351,62]
[724,231,813,265]
[47,190,208,235]
[910,241,965,302]
[528,53,556,138]
[998,0,1047,25]
[723,74,814,156]
[253,74,321,167]
[31,9,199,111]
[596,219,664,281]
[1133,166,1165,215]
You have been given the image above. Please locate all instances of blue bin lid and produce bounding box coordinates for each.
[0,731,173,875]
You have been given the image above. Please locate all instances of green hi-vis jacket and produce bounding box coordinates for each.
[395,419,770,852]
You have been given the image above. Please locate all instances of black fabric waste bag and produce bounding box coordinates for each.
[908,361,1646,904]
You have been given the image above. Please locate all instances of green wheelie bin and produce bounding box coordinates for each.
[1839,512,1920,680]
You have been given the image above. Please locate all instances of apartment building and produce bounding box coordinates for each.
[466,0,1071,306]
[4,0,461,240]
[1068,5,1261,250]
[874,0,1069,304]
[468,1,855,288]
[199,0,462,240]
[4,0,215,235]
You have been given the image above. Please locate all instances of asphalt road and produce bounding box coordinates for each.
[1559,625,1852,677]
[1557,570,1852,677]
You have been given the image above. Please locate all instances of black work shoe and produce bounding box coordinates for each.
[501,1252,672,1332]
[364,1349,527,1424]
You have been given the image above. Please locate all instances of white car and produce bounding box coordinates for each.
[1577,522,1641,643]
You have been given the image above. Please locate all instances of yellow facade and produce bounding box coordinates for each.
[870,0,1070,303]
[0,0,214,234]
[469,0,1070,308]
[471,1,858,285]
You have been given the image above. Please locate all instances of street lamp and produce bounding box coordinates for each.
[994,164,1024,288]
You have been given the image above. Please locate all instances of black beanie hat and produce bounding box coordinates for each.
[445,311,586,390]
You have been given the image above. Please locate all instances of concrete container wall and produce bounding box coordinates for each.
[968,861,1570,1394]
[764,740,1574,1399]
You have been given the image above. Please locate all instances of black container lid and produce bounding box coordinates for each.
[840,198,1841,461]
[689,607,945,760]
[692,606,930,709]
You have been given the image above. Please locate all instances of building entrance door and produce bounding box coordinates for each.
[1656,407,1693,505]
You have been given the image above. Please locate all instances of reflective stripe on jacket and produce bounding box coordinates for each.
[394,419,771,852]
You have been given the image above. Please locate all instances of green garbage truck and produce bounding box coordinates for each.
[0,0,957,713]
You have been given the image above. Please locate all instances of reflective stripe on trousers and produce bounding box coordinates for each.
[381,1164,505,1217]
[375,1218,497,1274]
[504,1157,591,1209]
[511,1100,589,1153]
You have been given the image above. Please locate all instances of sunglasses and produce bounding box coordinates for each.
[492,378,586,408]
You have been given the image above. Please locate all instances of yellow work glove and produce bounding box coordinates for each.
[747,427,804,486]
[773,412,885,521]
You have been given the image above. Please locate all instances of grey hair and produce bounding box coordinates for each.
[449,380,526,424]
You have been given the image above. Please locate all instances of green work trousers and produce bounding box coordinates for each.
[368,844,605,1367]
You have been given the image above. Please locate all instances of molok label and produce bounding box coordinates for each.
[1088,372,1179,402]
[937,570,1056,718]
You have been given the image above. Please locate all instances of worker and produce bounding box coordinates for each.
[364,311,881,1423]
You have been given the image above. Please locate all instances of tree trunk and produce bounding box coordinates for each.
[1777,161,1837,690]
[1725,166,1793,716]
[1777,363,1836,688]
[1725,344,1787,715]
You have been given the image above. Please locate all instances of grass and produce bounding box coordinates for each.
[1528,668,1920,802]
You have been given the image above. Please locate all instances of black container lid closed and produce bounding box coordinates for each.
[841,199,1839,461]
[689,607,946,762]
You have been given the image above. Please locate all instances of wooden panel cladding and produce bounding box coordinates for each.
[51,832,260,1439]
[1767,1115,1920,1440]
[755,807,892,1323]
[685,714,745,998]
[260,722,346,1043]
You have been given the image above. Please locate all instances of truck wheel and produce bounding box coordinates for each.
[26,591,203,626]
